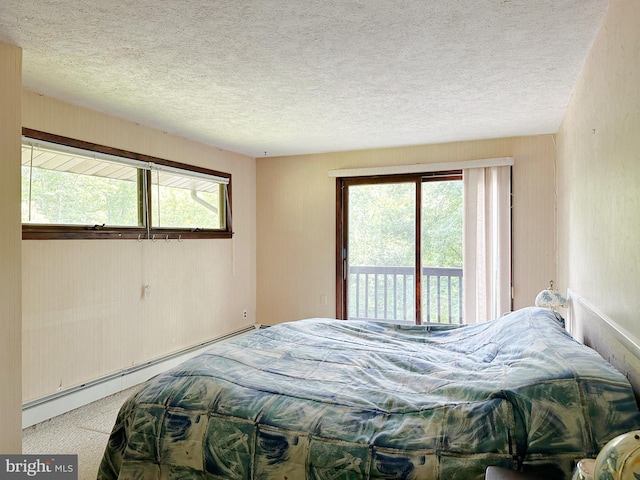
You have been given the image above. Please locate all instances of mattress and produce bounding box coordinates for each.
[98,307,640,479]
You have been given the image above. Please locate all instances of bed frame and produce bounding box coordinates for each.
[568,289,640,406]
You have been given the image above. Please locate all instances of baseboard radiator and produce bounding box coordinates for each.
[22,324,262,428]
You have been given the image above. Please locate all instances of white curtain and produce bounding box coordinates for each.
[463,166,511,323]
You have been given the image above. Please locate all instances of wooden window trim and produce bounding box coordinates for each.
[21,129,233,240]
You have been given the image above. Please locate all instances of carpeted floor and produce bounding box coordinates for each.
[22,386,138,480]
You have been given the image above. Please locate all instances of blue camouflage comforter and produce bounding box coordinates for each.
[98,307,640,479]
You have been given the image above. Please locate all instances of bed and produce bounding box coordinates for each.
[97,307,640,479]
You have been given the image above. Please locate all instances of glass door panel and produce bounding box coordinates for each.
[348,182,416,322]
[421,179,463,324]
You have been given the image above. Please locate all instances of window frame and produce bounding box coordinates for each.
[21,128,233,240]
[335,170,463,323]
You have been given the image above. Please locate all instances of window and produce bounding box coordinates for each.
[149,165,226,230]
[21,129,232,240]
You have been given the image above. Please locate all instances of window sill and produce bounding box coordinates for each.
[22,226,233,240]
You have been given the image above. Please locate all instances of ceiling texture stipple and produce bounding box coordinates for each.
[0,1,609,158]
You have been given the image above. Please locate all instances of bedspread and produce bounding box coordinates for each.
[98,307,640,479]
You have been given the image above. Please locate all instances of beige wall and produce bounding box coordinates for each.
[557,0,640,336]
[21,91,257,402]
[0,41,22,452]
[256,135,557,325]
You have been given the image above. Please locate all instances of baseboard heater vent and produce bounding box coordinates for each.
[22,324,262,429]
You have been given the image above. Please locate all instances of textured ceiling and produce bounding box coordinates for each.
[0,1,608,158]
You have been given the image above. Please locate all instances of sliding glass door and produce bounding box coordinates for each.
[337,172,462,325]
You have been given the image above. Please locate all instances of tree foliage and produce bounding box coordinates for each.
[22,167,220,229]
[349,182,415,267]
[22,167,139,226]
[348,180,462,268]
[421,180,463,268]
[152,185,220,229]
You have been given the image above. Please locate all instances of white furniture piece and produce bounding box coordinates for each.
[485,466,544,480]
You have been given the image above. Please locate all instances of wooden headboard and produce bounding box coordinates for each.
[568,289,640,406]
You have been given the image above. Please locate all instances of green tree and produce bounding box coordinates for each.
[349,180,462,268]
[421,180,463,268]
[22,167,138,226]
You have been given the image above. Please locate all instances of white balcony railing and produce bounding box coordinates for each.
[349,265,463,324]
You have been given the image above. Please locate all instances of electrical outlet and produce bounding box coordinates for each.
[243,310,247,319]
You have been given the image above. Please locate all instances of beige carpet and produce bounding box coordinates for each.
[22,386,139,480]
